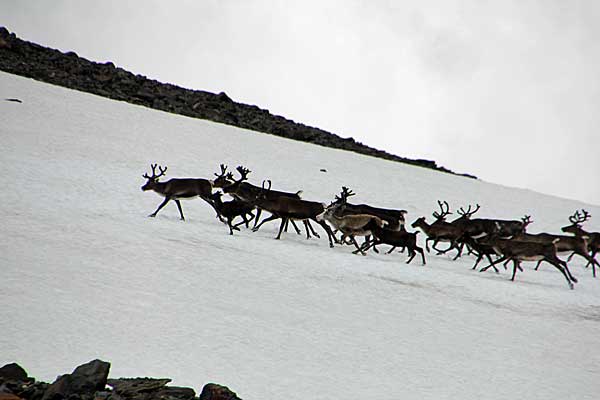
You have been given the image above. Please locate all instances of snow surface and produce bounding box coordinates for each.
[1,71,600,399]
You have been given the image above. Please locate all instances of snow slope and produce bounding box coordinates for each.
[1,71,600,399]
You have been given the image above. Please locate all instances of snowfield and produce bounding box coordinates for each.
[1,71,600,399]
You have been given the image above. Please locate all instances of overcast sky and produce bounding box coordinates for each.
[3,0,600,204]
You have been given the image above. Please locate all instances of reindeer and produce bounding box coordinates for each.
[332,187,407,230]
[228,181,335,247]
[453,204,531,240]
[317,202,386,255]
[457,211,532,259]
[331,186,407,252]
[208,191,255,235]
[359,219,426,264]
[141,164,220,221]
[479,236,577,289]
[509,219,600,276]
[216,165,307,234]
[561,209,600,277]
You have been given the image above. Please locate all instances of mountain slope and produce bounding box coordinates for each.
[0,27,473,178]
[1,71,599,400]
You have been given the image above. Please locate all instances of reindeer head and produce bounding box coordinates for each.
[520,215,533,233]
[561,209,591,234]
[213,164,235,188]
[208,190,224,203]
[222,166,251,196]
[457,204,480,219]
[141,163,168,191]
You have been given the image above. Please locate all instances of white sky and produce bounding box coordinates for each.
[3,0,600,204]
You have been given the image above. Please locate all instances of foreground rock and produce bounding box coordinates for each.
[0,26,475,179]
[0,362,241,400]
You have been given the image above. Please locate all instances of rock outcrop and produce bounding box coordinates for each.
[0,26,476,179]
[0,362,241,400]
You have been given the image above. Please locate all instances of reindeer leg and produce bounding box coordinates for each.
[386,246,397,254]
[452,246,463,261]
[355,240,375,254]
[425,238,432,253]
[534,260,543,271]
[174,200,186,221]
[227,218,237,235]
[233,212,254,229]
[479,254,495,271]
[253,214,280,232]
[363,235,378,253]
[436,241,458,256]
[406,248,416,264]
[415,245,426,265]
[592,250,598,278]
[314,219,336,247]
[582,251,600,278]
[350,236,366,255]
[275,218,287,240]
[290,219,302,235]
[510,260,520,281]
[302,220,311,239]
[149,197,172,218]
[549,259,575,289]
[305,220,320,238]
[252,209,263,230]
[302,219,321,239]
[560,259,578,284]
[454,241,465,259]
[472,254,484,270]
[244,211,255,228]
[481,255,507,273]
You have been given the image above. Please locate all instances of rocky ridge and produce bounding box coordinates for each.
[0,360,241,400]
[0,26,475,179]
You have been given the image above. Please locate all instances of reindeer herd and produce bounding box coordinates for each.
[141,163,600,290]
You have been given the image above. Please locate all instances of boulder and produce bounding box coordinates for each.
[0,364,28,382]
[198,383,241,400]
[42,360,110,400]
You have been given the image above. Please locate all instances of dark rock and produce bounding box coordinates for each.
[152,387,195,400]
[15,381,49,400]
[42,360,110,400]
[0,37,11,50]
[216,92,232,103]
[198,384,240,400]
[106,378,171,396]
[0,363,28,382]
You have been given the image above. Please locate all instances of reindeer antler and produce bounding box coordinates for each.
[262,179,272,191]
[235,166,251,181]
[569,209,591,225]
[432,200,452,220]
[337,186,356,204]
[521,215,533,227]
[457,204,480,218]
[214,164,228,178]
[143,163,168,180]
